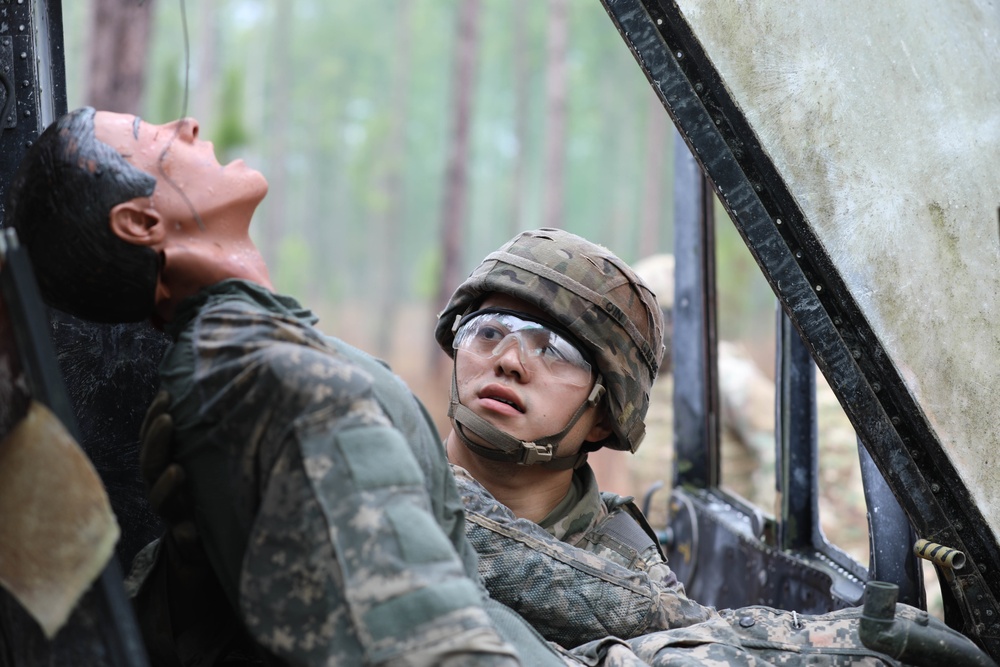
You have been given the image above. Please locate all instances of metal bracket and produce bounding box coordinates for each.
[0,34,14,129]
[519,442,553,465]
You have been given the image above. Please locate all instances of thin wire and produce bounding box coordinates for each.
[155,0,206,231]
[178,0,190,117]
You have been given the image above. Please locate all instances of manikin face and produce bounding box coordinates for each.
[93,111,268,235]
[454,293,610,457]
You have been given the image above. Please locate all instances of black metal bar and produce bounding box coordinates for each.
[860,442,925,609]
[775,308,817,552]
[672,131,718,490]
[0,0,66,226]
[860,581,996,667]
[0,230,75,430]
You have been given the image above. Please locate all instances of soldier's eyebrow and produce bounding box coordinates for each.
[132,116,141,140]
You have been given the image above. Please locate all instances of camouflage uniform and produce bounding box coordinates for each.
[127,279,570,666]
[455,465,957,666]
[453,464,717,650]
[537,463,675,586]
[570,604,939,666]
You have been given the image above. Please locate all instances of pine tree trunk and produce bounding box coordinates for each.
[542,0,568,229]
[510,0,530,238]
[373,0,414,359]
[85,0,155,113]
[434,0,481,369]
[436,0,481,312]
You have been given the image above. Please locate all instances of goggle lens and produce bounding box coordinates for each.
[453,310,592,387]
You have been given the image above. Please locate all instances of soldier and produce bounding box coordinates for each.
[135,210,960,665]
[141,223,953,665]
[434,228,678,587]
[432,230,968,664]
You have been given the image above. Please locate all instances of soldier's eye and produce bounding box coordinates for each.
[477,325,505,342]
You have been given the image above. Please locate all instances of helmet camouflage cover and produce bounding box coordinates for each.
[435,228,664,453]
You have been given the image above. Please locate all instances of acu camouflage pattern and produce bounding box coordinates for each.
[135,280,526,666]
[539,468,604,546]
[453,464,945,666]
[451,464,717,649]
[541,465,673,582]
[570,604,945,665]
[435,228,664,453]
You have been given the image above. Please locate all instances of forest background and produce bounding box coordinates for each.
[63,0,777,490]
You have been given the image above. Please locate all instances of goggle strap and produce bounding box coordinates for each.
[448,369,541,462]
[535,381,604,471]
[448,359,604,470]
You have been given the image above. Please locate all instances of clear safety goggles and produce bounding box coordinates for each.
[452,308,593,387]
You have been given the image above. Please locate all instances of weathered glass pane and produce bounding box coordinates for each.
[676,1,1000,539]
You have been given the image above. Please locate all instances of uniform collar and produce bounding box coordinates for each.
[538,464,604,543]
[165,279,318,339]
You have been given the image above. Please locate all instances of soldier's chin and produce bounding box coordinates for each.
[226,158,264,177]
[454,417,502,451]
[236,167,269,200]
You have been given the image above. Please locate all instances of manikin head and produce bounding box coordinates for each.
[5,107,268,325]
[436,228,664,471]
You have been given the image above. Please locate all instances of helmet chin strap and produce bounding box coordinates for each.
[447,360,605,471]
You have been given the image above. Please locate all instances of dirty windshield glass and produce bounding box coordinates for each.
[674,0,1000,540]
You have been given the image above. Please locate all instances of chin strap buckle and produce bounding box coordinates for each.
[519,442,554,465]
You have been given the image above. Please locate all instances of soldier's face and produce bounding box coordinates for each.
[454,294,610,453]
[94,111,268,234]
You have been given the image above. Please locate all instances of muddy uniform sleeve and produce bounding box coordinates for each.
[453,467,718,650]
[165,310,519,666]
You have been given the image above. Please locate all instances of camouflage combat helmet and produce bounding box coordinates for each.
[436,228,664,466]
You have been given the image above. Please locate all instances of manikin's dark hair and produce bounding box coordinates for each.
[4,107,159,323]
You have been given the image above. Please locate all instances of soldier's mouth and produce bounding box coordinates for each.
[487,396,524,413]
[479,385,526,413]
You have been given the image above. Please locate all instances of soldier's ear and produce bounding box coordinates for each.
[584,410,614,443]
[109,199,164,247]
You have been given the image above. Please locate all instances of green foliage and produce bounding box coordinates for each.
[413,247,442,301]
[214,67,251,157]
[272,232,313,298]
[149,55,185,124]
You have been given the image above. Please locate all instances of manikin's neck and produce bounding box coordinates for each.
[154,231,273,324]
[446,430,574,524]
